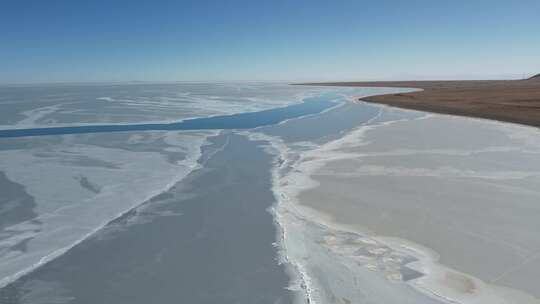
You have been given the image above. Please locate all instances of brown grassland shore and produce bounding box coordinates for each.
[297,76,540,128]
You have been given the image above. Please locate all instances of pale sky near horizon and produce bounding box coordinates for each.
[1,0,540,83]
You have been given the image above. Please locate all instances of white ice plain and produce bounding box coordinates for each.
[272,106,540,304]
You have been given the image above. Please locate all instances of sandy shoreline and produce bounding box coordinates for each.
[296,79,540,128]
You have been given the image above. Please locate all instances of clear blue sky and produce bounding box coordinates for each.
[1,0,539,83]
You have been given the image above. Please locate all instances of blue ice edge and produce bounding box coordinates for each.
[0,93,340,138]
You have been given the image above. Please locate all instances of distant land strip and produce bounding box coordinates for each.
[296,78,540,128]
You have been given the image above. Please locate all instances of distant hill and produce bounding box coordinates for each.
[529,73,540,80]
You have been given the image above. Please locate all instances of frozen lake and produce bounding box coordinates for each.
[1,82,539,304]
